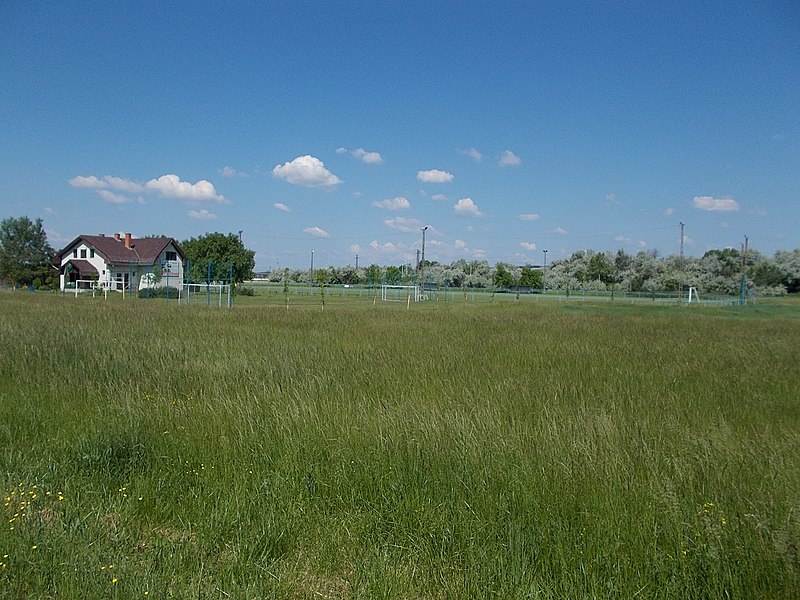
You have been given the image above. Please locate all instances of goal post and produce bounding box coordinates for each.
[381,284,422,302]
[184,282,232,308]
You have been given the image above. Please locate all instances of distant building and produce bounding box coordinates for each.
[57,233,185,292]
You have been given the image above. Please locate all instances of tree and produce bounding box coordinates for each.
[492,263,513,289]
[518,265,543,288]
[181,232,255,284]
[0,216,55,289]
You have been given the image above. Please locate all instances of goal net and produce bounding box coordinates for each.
[381,285,422,302]
[184,282,232,308]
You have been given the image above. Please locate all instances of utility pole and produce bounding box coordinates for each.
[543,249,548,293]
[310,250,314,284]
[238,230,243,242]
[420,226,428,291]
[355,254,358,270]
[679,222,685,300]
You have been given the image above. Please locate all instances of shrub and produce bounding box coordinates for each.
[137,286,180,299]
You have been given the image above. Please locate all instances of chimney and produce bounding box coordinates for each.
[124,233,132,248]
[113,233,121,241]
[99,233,105,237]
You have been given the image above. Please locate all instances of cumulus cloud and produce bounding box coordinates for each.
[553,226,568,235]
[369,240,403,254]
[69,174,144,192]
[455,239,467,249]
[304,226,330,238]
[97,189,131,204]
[417,169,454,183]
[693,196,740,212]
[220,166,247,177]
[431,193,447,201]
[462,148,483,161]
[384,216,423,232]
[372,196,410,211]
[188,209,217,220]
[146,174,226,203]
[520,242,537,250]
[498,150,521,167]
[519,213,540,221]
[353,148,383,164]
[453,197,483,217]
[273,155,343,188]
[274,202,291,212]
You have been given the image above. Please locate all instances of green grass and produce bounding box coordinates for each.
[1,292,799,598]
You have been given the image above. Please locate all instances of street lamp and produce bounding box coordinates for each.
[543,249,548,293]
[420,226,429,290]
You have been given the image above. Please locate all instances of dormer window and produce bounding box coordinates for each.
[80,249,87,258]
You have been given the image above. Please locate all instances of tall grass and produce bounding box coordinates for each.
[1,292,799,598]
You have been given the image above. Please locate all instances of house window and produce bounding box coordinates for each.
[166,251,177,261]
[73,249,77,258]
[90,249,95,258]
[80,249,87,258]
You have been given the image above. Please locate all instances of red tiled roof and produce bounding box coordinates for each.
[65,259,98,275]
[59,235,184,265]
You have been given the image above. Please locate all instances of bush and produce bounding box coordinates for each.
[236,285,255,296]
[137,286,180,299]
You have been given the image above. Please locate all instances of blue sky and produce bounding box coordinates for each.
[2,1,798,270]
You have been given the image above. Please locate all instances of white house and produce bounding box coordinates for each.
[57,232,185,292]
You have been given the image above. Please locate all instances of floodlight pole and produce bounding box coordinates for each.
[420,226,428,291]
[543,249,548,293]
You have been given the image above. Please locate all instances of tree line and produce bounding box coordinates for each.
[274,248,800,296]
[2,215,798,295]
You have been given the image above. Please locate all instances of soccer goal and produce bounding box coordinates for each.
[381,285,422,302]
[184,282,232,308]
[687,286,699,303]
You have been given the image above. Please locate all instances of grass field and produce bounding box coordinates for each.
[1,292,799,598]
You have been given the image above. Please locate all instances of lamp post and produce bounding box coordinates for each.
[420,226,429,291]
[543,249,548,294]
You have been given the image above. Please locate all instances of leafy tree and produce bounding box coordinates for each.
[181,232,255,284]
[0,216,55,288]
[774,249,800,293]
[384,265,402,284]
[519,265,543,288]
[492,263,513,289]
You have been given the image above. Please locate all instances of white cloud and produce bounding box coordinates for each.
[455,239,467,249]
[273,155,343,188]
[431,193,447,201]
[69,175,106,188]
[417,169,454,183]
[336,147,348,154]
[665,207,675,216]
[369,240,399,253]
[463,148,483,161]
[605,193,619,206]
[519,213,540,221]
[384,216,423,232]
[498,150,521,167]
[220,166,247,177]
[97,189,131,204]
[553,226,568,235]
[453,197,483,217]
[350,244,360,254]
[274,202,291,212]
[693,196,740,212]
[750,207,767,216]
[353,148,383,164]
[304,226,330,238]
[520,242,537,250]
[69,174,143,192]
[188,209,217,220]
[146,174,226,203]
[372,196,410,211]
